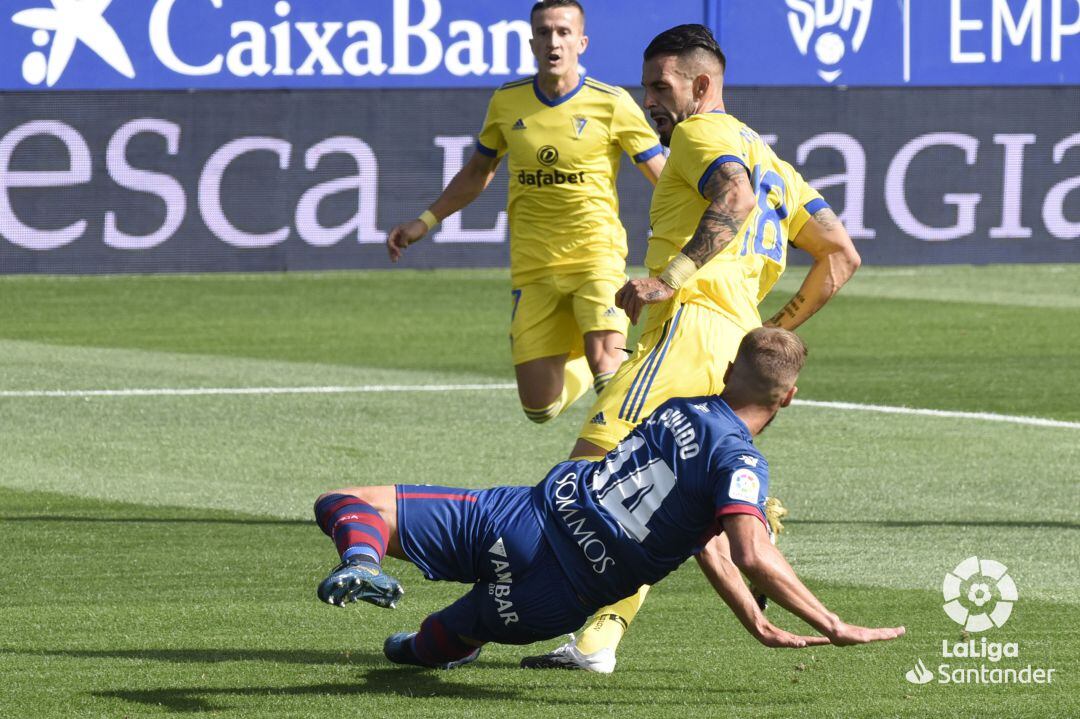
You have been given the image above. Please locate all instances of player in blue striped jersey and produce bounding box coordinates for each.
[312,328,904,668]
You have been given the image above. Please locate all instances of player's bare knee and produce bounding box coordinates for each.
[316,486,395,515]
[350,485,394,508]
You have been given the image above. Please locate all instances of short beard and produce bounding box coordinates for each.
[658,101,697,147]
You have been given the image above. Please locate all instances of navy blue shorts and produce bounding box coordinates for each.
[395,484,592,645]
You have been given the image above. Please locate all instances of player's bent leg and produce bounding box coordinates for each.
[549,305,752,669]
[583,330,626,396]
[578,303,746,455]
[516,353,591,423]
[384,612,483,670]
[313,486,405,609]
[573,321,668,455]
[386,485,594,670]
[576,585,650,655]
[521,585,650,673]
[572,272,630,396]
[511,279,586,422]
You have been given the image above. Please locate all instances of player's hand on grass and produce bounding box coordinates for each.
[825,622,906,646]
[753,621,831,649]
[616,277,674,324]
[387,220,427,262]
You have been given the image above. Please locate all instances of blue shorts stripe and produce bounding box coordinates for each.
[618,319,671,421]
[628,306,684,423]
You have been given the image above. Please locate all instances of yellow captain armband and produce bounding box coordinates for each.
[418,210,440,233]
[658,252,698,290]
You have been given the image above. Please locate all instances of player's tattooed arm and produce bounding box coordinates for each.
[681,161,755,268]
[764,206,860,330]
[615,162,754,324]
[766,292,807,326]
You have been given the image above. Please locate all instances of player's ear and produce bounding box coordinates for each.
[579,33,589,55]
[722,361,734,385]
[692,73,710,100]
[780,385,798,408]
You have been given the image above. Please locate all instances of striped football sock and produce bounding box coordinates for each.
[411,613,479,666]
[522,398,563,424]
[313,493,388,564]
[593,371,615,395]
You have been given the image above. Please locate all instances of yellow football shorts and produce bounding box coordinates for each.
[510,271,629,365]
[577,301,751,450]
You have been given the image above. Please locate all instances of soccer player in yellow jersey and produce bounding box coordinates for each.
[387,0,665,424]
[521,24,862,673]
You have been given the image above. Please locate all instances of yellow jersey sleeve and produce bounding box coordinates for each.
[645,112,834,333]
[611,90,663,164]
[669,113,749,197]
[476,93,507,159]
[785,171,828,246]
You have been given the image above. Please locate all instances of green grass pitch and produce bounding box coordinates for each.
[1,265,1077,718]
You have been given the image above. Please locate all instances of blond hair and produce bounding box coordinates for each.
[728,327,808,405]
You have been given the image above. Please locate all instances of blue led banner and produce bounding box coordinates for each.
[1,1,1076,90]
[721,0,1080,86]
[0,0,708,91]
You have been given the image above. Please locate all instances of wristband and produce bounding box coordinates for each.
[658,252,698,290]
[418,210,440,232]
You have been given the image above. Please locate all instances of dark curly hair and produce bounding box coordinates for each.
[643,24,726,72]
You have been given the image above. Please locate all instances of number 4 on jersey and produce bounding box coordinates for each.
[592,436,677,543]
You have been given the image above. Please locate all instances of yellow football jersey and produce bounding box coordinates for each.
[644,111,827,333]
[477,76,662,284]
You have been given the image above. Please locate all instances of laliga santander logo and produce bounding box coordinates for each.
[942,556,1018,633]
[11,0,135,87]
[904,557,1055,687]
[785,0,872,84]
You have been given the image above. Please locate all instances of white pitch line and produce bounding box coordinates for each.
[0,383,1077,430]
[793,399,1080,430]
[0,383,517,398]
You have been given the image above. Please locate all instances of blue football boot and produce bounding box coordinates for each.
[383,632,481,670]
[317,557,404,609]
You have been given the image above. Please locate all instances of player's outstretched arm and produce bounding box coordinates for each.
[763,207,861,330]
[635,153,667,186]
[616,161,754,324]
[387,150,501,262]
[722,514,905,647]
[696,533,829,649]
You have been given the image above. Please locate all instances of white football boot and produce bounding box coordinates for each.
[519,635,616,674]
